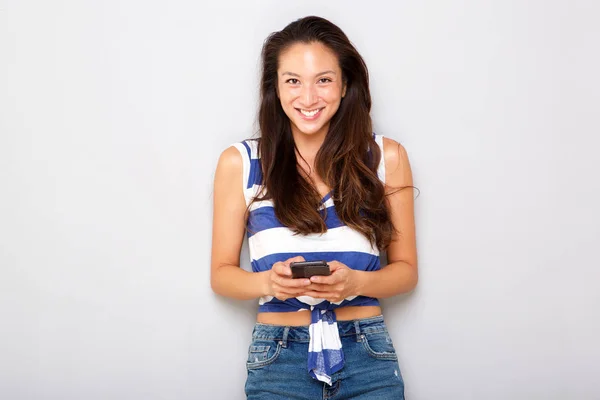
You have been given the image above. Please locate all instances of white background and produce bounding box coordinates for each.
[1,1,599,399]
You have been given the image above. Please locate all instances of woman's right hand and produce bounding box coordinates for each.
[264,256,312,301]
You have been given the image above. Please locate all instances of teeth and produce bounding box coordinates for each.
[300,108,320,117]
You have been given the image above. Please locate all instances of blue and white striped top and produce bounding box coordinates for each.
[232,134,387,385]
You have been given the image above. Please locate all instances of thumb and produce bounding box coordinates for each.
[328,261,344,272]
[282,256,306,276]
[284,256,306,266]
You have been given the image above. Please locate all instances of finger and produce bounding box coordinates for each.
[310,274,340,285]
[273,284,311,296]
[274,293,294,301]
[302,291,340,301]
[283,256,306,273]
[301,291,328,298]
[278,277,311,288]
[272,262,291,277]
[328,261,343,271]
[284,256,306,265]
[278,256,306,277]
[271,273,307,288]
[305,283,332,292]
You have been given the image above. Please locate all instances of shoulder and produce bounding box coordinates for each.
[381,136,413,187]
[218,138,260,168]
[381,136,408,168]
[219,145,243,168]
[215,145,245,182]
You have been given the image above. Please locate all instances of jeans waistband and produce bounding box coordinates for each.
[251,314,387,344]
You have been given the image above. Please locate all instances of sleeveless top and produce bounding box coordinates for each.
[232,134,387,384]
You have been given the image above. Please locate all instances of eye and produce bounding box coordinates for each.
[318,77,332,83]
[286,78,300,85]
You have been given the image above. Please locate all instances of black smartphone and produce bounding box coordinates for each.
[290,260,331,279]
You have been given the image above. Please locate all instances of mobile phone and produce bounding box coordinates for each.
[290,261,331,279]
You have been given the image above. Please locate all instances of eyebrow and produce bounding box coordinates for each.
[281,70,337,77]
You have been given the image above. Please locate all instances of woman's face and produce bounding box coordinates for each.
[277,41,346,139]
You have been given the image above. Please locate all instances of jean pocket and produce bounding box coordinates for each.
[361,331,398,361]
[246,340,282,369]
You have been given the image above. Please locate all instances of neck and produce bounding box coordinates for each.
[290,122,330,165]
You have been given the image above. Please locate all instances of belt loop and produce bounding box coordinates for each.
[280,326,290,348]
[354,320,362,342]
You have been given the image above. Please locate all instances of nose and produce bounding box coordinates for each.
[300,83,318,107]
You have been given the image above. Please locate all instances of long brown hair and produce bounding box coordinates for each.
[255,16,394,250]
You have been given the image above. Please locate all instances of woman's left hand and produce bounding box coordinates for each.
[302,261,361,303]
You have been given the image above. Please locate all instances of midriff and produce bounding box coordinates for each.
[256,305,382,326]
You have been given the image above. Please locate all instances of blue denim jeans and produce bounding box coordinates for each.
[245,315,404,399]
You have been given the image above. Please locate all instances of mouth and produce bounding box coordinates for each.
[295,107,324,120]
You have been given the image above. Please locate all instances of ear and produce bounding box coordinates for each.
[341,81,347,98]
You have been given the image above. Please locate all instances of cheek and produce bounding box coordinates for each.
[280,97,296,114]
[278,94,297,118]
[278,88,297,105]
[320,86,343,103]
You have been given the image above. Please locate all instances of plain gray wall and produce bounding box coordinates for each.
[1,1,599,399]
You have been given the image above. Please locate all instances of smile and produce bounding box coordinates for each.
[296,107,324,120]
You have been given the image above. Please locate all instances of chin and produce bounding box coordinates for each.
[294,123,327,136]
[289,114,332,136]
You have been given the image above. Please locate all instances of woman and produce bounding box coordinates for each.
[211,15,417,399]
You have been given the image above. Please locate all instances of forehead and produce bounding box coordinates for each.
[278,41,340,75]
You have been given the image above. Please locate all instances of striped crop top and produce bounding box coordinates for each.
[232,134,387,384]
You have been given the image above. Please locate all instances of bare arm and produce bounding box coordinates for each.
[210,146,311,300]
[210,146,267,299]
[355,137,418,298]
[304,137,418,301]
